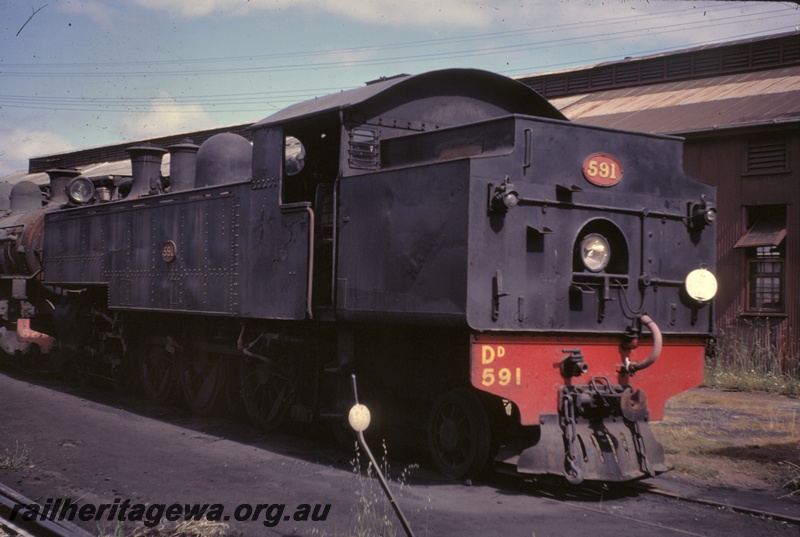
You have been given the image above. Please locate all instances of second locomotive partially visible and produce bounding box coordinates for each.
[20,69,717,483]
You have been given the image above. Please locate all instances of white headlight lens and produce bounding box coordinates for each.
[67,177,95,204]
[581,233,610,272]
[503,191,519,209]
[685,268,718,302]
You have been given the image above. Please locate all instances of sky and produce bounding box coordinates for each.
[0,0,798,176]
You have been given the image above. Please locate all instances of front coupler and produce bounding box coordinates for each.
[517,377,668,484]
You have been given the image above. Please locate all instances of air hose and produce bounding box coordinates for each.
[623,314,662,374]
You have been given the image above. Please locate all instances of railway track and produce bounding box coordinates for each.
[0,482,93,537]
[2,367,798,537]
[625,481,800,526]
[495,470,800,534]
[3,475,796,537]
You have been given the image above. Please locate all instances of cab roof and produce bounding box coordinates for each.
[250,68,566,129]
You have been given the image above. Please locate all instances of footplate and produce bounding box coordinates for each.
[515,381,669,483]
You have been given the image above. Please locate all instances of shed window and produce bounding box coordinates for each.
[746,248,784,313]
[736,206,787,314]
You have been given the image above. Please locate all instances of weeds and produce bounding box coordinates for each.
[653,389,800,493]
[704,367,800,397]
[306,438,427,537]
[346,440,423,537]
[0,441,33,471]
[99,520,235,537]
[779,461,800,498]
[706,317,800,397]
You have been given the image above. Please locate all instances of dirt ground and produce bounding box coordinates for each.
[651,387,800,497]
[1,371,799,536]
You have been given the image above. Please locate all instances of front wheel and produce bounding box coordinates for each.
[427,387,492,480]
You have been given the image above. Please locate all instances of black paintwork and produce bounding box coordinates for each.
[41,68,715,338]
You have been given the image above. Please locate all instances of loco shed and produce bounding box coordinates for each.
[31,69,717,483]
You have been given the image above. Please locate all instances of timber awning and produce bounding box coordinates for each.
[734,219,787,248]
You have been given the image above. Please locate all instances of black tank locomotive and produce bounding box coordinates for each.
[25,69,718,483]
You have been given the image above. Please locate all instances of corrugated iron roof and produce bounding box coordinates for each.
[518,31,800,82]
[552,65,800,134]
[1,158,171,187]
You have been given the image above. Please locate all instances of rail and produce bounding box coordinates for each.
[0,482,94,537]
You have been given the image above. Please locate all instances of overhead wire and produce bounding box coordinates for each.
[1,6,790,78]
[0,4,795,115]
[0,2,751,70]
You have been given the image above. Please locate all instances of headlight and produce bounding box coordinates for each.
[489,178,519,213]
[690,198,716,229]
[580,233,610,272]
[67,177,95,205]
[685,268,718,302]
[501,190,519,209]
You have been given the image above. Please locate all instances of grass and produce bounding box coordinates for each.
[0,441,236,537]
[706,317,800,397]
[652,388,800,494]
[697,313,800,494]
[344,440,423,537]
[696,321,800,492]
[99,520,236,537]
[0,441,33,471]
[780,461,800,498]
[704,366,800,397]
[98,439,427,537]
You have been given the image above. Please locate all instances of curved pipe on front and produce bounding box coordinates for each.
[624,314,662,374]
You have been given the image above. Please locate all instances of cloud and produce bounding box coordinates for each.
[117,92,214,140]
[58,0,120,28]
[133,0,491,27]
[0,127,76,176]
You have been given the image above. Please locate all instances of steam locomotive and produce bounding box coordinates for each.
[2,69,718,484]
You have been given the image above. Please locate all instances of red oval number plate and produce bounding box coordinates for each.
[582,153,623,187]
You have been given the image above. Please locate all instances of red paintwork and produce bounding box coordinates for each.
[17,318,56,353]
[470,333,705,425]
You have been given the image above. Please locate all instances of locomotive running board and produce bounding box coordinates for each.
[513,414,669,482]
